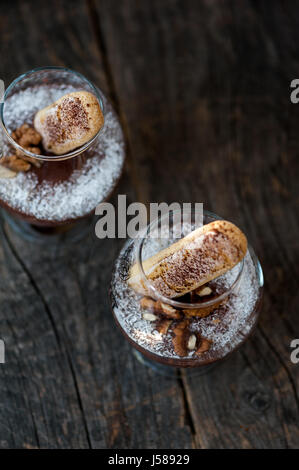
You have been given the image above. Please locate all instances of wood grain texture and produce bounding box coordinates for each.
[0,0,298,449]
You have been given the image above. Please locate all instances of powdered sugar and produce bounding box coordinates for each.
[111,238,262,363]
[0,85,125,221]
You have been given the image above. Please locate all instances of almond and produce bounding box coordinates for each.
[196,286,212,297]
[183,305,215,318]
[187,334,197,351]
[142,312,157,322]
[155,301,181,319]
[0,164,17,179]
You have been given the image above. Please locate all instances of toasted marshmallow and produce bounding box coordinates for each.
[34,91,104,155]
[128,220,248,298]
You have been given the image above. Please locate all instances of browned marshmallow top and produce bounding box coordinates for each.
[34,91,104,155]
[128,220,247,298]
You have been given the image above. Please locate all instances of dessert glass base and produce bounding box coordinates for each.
[132,349,219,378]
[110,211,264,376]
[1,208,94,244]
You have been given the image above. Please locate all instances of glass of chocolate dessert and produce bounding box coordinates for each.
[110,209,264,377]
[0,67,125,241]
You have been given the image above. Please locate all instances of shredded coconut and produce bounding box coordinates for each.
[0,85,125,221]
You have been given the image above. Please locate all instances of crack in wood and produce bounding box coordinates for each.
[177,372,196,443]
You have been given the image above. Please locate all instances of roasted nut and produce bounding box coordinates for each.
[187,334,197,351]
[18,123,30,134]
[183,298,223,318]
[172,319,190,357]
[196,286,212,297]
[11,131,18,141]
[11,123,30,141]
[27,146,41,155]
[16,147,38,157]
[195,337,212,355]
[11,124,27,141]
[11,124,42,146]
[142,312,157,322]
[156,319,172,335]
[18,153,42,168]
[9,123,43,172]
[1,155,31,172]
[21,155,42,168]
[155,301,181,319]
[16,148,25,158]
[183,306,214,318]
[19,127,42,147]
[140,297,156,311]
[0,164,16,179]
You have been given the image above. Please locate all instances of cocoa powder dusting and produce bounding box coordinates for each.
[149,230,240,297]
[45,97,89,145]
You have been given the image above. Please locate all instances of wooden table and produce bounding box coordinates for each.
[0,0,298,449]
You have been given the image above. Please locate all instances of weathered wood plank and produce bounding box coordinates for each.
[0,0,298,449]
[1,219,194,448]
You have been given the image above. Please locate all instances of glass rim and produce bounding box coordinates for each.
[135,209,245,309]
[0,66,106,162]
